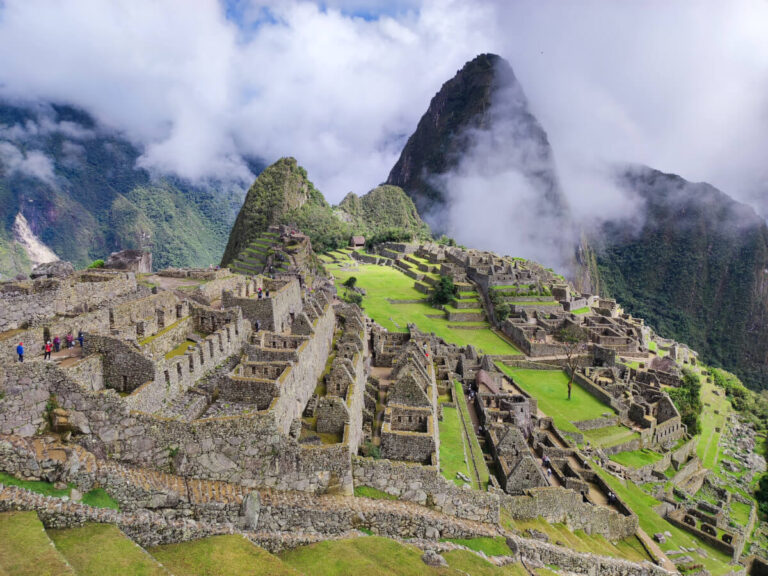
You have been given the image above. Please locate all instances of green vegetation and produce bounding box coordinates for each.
[504,515,651,563]
[280,536,436,576]
[0,511,75,576]
[668,368,702,435]
[453,381,490,489]
[81,487,120,510]
[609,449,664,469]
[439,550,528,575]
[711,368,768,434]
[149,534,300,576]
[48,523,168,576]
[442,536,511,556]
[497,366,611,433]
[729,500,752,526]
[87,259,105,268]
[582,425,640,448]
[164,340,195,360]
[571,306,590,315]
[594,167,768,392]
[429,275,455,306]
[354,485,397,500]
[438,405,473,487]
[594,467,734,575]
[0,471,71,498]
[327,260,520,355]
[698,375,730,469]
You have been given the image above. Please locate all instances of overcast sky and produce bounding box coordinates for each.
[1,0,767,216]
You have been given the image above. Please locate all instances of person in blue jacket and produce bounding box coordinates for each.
[16,342,24,362]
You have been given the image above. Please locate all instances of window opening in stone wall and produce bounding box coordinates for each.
[164,370,170,385]
[122,375,127,389]
[177,363,182,378]
[189,355,194,372]
[176,304,182,319]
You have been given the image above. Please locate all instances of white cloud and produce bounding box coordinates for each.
[0,0,765,234]
[0,141,56,185]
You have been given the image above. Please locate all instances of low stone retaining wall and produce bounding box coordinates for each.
[352,457,498,524]
[574,416,618,431]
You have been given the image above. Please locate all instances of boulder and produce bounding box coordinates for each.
[30,261,74,279]
[421,550,448,567]
[105,250,152,273]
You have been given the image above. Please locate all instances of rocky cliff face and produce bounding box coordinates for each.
[594,166,768,390]
[0,101,253,278]
[387,53,568,232]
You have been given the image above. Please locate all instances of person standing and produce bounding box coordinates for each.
[53,335,60,353]
[16,342,24,362]
[77,331,84,348]
[44,341,52,360]
[66,332,74,349]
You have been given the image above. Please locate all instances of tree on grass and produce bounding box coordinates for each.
[555,324,589,400]
[429,275,455,306]
[668,368,702,435]
[342,276,357,289]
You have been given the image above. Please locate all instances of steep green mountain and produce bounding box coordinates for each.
[222,159,431,265]
[387,53,569,230]
[594,166,768,390]
[336,185,431,239]
[0,101,254,278]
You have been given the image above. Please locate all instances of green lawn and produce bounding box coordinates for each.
[497,366,612,433]
[453,382,490,489]
[149,534,300,576]
[329,262,520,355]
[698,377,731,469]
[0,511,75,576]
[0,472,120,510]
[354,485,398,500]
[729,500,752,526]
[48,523,169,576]
[571,307,590,315]
[280,536,527,576]
[594,467,734,575]
[438,405,473,487]
[441,536,511,556]
[503,515,650,563]
[582,425,641,448]
[609,449,664,469]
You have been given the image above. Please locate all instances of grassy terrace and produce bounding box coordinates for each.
[496,366,612,433]
[582,425,640,448]
[0,472,120,509]
[609,449,664,469]
[328,260,521,355]
[279,535,529,575]
[502,515,651,563]
[0,511,75,576]
[594,467,734,575]
[438,383,490,489]
[49,523,168,576]
[150,534,300,576]
[698,376,731,469]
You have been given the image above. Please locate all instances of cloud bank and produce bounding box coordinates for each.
[1,0,767,258]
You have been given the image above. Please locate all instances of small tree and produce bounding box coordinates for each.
[429,275,455,306]
[87,259,105,269]
[342,276,357,289]
[555,325,589,400]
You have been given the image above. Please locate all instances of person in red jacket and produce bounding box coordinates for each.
[44,340,52,360]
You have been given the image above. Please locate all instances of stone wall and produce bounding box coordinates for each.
[84,335,156,393]
[574,416,618,431]
[64,354,104,392]
[498,487,638,541]
[0,308,110,364]
[222,278,301,333]
[352,457,499,524]
[0,271,136,333]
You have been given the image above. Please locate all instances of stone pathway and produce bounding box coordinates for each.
[636,527,677,572]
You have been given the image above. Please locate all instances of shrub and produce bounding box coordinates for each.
[429,275,455,306]
[87,259,105,268]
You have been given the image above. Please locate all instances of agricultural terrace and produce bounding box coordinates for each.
[697,375,731,469]
[438,382,490,489]
[323,253,521,356]
[594,468,734,576]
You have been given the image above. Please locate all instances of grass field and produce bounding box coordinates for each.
[439,405,474,487]
[609,449,664,469]
[698,377,731,469]
[497,366,612,433]
[279,536,528,576]
[150,534,300,576]
[582,425,640,448]
[0,473,119,509]
[354,485,397,500]
[328,260,521,355]
[48,523,169,576]
[503,515,651,563]
[594,467,734,575]
[0,511,75,576]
